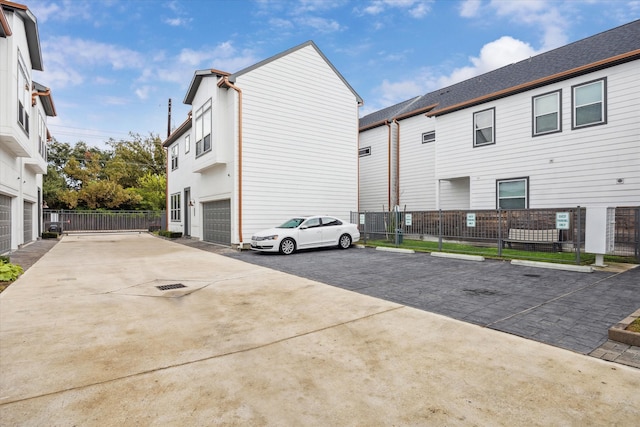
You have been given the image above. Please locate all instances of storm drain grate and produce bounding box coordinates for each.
[463,288,496,296]
[523,274,541,278]
[156,283,187,291]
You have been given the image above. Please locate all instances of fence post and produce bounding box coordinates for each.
[497,209,502,257]
[575,206,581,265]
[438,209,443,252]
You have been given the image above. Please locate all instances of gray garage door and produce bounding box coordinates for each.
[23,201,33,244]
[0,194,11,254]
[203,199,231,246]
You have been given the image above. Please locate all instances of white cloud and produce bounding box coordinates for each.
[135,85,152,100]
[459,0,481,18]
[297,16,344,32]
[438,36,537,87]
[164,17,192,26]
[360,0,433,18]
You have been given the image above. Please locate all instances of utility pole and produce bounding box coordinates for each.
[167,98,172,138]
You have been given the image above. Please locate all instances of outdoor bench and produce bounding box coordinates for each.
[502,228,562,252]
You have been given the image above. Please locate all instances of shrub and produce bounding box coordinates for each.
[0,260,24,282]
[158,230,182,238]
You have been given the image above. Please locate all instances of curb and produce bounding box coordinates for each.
[511,259,593,273]
[430,252,485,262]
[375,246,415,254]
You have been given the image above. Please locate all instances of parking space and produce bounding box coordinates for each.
[226,246,640,355]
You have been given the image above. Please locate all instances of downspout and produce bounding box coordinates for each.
[31,89,50,106]
[393,118,400,207]
[385,120,392,210]
[165,146,169,230]
[218,76,243,246]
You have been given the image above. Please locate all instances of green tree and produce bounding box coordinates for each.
[132,172,166,211]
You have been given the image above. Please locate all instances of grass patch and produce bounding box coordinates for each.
[626,318,640,333]
[364,238,637,265]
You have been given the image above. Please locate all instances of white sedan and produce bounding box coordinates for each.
[250,215,360,255]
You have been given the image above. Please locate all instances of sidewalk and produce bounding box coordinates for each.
[1,234,639,425]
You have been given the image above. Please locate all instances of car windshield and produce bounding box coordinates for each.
[277,218,306,228]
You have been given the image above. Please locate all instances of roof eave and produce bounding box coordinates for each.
[428,49,640,117]
[162,113,193,147]
[183,68,230,105]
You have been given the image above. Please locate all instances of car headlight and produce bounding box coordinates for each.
[253,235,278,241]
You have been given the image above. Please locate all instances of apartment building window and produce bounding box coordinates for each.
[572,78,606,129]
[170,193,181,221]
[422,131,435,143]
[533,90,561,136]
[195,99,212,157]
[38,113,47,161]
[359,146,371,157]
[171,144,179,170]
[497,178,528,209]
[185,134,190,153]
[473,108,494,146]
[17,53,30,134]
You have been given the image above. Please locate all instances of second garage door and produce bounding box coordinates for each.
[202,199,231,246]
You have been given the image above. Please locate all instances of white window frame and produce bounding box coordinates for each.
[171,144,179,170]
[572,78,606,129]
[496,177,529,209]
[195,99,212,157]
[532,90,561,136]
[170,193,181,221]
[422,131,435,144]
[38,112,47,161]
[473,107,495,147]
[185,134,190,154]
[359,146,371,157]
[17,51,30,134]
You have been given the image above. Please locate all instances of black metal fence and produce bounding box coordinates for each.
[351,207,640,263]
[43,210,166,233]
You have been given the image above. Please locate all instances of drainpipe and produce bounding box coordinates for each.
[31,88,50,106]
[385,120,392,210]
[393,118,400,207]
[218,76,243,246]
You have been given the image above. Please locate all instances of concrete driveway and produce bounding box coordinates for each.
[1,233,639,425]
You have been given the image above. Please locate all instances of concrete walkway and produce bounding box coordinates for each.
[1,233,639,425]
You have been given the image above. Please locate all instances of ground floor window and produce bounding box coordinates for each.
[497,177,528,209]
[170,193,181,221]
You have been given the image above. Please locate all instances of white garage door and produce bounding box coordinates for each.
[202,199,231,246]
[0,194,11,254]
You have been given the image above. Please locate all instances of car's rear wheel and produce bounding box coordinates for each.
[338,234,352,249]
[280,238,296,255]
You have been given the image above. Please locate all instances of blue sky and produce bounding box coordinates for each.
[29,0,639,149]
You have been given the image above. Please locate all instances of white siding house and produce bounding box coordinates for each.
[0,1,56,254]
[359,20,640,212]
[164,41,362,248]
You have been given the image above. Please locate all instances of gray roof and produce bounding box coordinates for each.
[33,81,56,116]
[360,19,640,128]
[184,41,363,106]
[0,2,43,70]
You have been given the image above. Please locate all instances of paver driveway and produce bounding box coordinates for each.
[226,246,640,355]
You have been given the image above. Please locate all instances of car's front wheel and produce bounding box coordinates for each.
[338,234,352,249]
[279,238,296,255]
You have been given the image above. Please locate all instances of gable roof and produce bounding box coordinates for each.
[32,81,56,116]
[162,113,192,147]
[0,0,43,70]
[184,41,363,106]
[361,19,640,126]
[229,40,363,105]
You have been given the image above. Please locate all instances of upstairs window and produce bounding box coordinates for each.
[17,53,30,134]
[38,113,47,161]
[572,78,606,129]
[497,178,528,209]
[533,90,561,136]
[473,108,494,147]
[359,146,371,157]
[185,134,190,154]
[195,99,212,157]
[171,144,179,170]
[422,131,435,143]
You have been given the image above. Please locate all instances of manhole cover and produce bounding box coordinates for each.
[156,283,187,291]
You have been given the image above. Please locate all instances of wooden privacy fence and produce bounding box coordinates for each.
[351,207,640,263]
[44,210,166,233]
